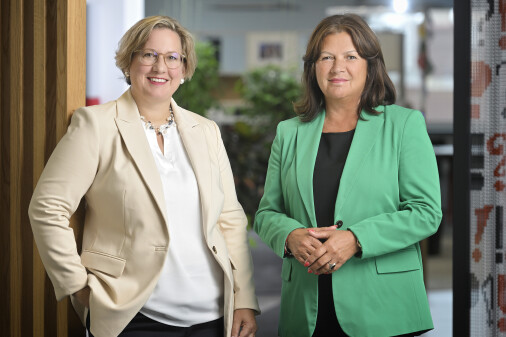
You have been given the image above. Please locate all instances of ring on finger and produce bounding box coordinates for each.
[328,262,336,270]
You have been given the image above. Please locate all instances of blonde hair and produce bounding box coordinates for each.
[115,16,197,84]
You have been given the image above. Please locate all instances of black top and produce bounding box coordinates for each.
[312,130,355,336]
[313,131,355,228]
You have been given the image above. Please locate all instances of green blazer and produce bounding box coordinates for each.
[254,105,442,337]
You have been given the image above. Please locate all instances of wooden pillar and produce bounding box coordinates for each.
[0,0,86,336]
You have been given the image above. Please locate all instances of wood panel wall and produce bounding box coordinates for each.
[0,0,86,336]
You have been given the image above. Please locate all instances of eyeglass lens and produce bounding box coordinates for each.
[138,49,183,68]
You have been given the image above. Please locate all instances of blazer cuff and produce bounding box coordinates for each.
[347,228,363,258]
[53,273,89,301]
[234,291,261,315]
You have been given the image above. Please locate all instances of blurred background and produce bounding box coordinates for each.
[86,1,454,335]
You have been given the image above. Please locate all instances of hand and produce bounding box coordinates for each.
[231,308,257,337]
[305,229,359,275]
[286,226,336,267]
[73,286,90,308]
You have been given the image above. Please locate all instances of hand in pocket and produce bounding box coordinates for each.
[74,286,90,308]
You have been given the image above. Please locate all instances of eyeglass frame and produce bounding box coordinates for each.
[133,48,186,69]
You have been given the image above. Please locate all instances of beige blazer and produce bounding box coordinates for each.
[29,90,259,337]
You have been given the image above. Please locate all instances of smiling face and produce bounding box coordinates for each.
[315,32,368,107]
[129,28,185,106]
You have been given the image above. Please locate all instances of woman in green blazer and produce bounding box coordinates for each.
[254,14,442,337]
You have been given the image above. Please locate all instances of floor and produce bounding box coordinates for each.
[250,223,453,337]
[425,224,453,337]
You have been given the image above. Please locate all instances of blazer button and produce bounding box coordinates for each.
[212,246,218,254]
[335,220,343,228]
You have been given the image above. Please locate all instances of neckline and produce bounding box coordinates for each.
[322,129,355,135]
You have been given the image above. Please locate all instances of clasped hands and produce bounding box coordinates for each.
[286,226,359,274]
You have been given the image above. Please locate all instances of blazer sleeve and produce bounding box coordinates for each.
[253,124,306,258]
[29,107,99,300]
[213,122,260,313]
[348,110,443,259]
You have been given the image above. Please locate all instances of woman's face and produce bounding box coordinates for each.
[315,32,367,107]
[129,28,185,105]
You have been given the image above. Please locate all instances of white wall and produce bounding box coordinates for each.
[86,0,144,104]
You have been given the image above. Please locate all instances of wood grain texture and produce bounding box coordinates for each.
[0,0,11,335]
[33,0,47,335]
[0,0,86,336]
[9,0,24,335]
[45,0,57,158]
[57,0,87,336]
[44,2,59,336]
[64,0,86,116]
[22,1,35,336]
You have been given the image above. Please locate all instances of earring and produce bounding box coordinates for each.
[125,71,130,77]
[180,78,185,84]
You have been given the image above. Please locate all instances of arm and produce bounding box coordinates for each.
[212,123,260,317]
[304,110,442,272]
[347,110,442,259]
[28,107,99,300]
[253,124,323,263]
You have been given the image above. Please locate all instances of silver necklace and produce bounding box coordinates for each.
[140,108,175,135]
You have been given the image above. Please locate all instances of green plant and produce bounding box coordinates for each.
[173,41,219,116]
[222,65,301,227]
[235,65,301,126]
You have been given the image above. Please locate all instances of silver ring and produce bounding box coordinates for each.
[328,262,336,270]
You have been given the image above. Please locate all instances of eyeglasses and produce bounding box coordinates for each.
[134,49,186,69]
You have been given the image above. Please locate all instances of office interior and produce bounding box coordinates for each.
[2,0,464,335]
[85,1,454,336]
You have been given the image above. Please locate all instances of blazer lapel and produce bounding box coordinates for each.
[334,110,385,216]
[295,112,325,227]
[114,90,169,226]
[171,99,213,237]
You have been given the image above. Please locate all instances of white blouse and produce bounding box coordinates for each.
[139,118,224,327]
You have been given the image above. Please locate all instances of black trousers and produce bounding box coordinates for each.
[86,311,224,337]
[311,274,421,337]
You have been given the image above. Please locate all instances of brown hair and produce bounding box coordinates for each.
[293,14,396,122]
[115,16,197,85]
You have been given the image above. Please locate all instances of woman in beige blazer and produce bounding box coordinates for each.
[29,16,259,337]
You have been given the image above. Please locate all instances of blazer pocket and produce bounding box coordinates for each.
[281,259,292,281]
[81,250,126,278]
[375,246,420,274]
